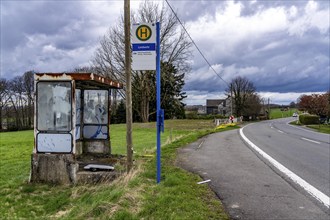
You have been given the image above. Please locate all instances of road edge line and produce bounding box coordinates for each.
[239,125,330,208]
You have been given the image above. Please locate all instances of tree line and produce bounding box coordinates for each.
[0,71,34,131]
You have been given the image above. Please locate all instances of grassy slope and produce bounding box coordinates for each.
[0,120,234,219]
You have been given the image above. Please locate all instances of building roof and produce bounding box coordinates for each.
[35,72,123,90]
[206,99,224,107]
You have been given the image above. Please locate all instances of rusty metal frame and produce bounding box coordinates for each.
[35,73,123,90]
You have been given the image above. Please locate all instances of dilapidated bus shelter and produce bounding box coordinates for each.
[30,73,123,184]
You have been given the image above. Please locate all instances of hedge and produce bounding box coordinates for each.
[299,114,320,125]
[185,112,227,120]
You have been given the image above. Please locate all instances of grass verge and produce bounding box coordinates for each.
[289,120,330,134]
[306,124,330,134]
[0,120,237,219]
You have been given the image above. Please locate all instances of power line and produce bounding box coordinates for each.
[164,0,230,87]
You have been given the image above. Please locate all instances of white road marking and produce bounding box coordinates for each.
[269,123,274,129]
[197,179,211,184]
[277,130,284,134]
[240,125,330,208]
[197,140,204,149]
[301,138,321,144]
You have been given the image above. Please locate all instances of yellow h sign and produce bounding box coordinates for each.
[136,25,152,41]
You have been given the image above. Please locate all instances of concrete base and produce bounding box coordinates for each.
[30,154,78,184]
[30,153,120,185]
[76,171,118,184]
[83,140,110,154]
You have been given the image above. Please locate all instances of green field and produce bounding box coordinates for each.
[0,120,235,219]
[269,108,298,119]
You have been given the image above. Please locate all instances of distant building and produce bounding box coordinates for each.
[206,97,232,116]
[206,99,223,115]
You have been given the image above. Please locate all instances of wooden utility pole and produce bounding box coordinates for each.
[124,0,133,172]
[230,85,233,116]
[268,98,270,119]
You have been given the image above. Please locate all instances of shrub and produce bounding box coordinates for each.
[299,114,319,125]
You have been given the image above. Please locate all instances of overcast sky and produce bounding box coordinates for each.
[1,0,329,105]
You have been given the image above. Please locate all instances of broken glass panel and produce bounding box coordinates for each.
[83,90,108,124]
[37,82,72,131]
[75,89,81,140]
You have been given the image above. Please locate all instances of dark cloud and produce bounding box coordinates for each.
[171,1,220,22]
[0,1,118,77]
[183,0,329,98]
[1,0,329,104]
[1,2,82,50]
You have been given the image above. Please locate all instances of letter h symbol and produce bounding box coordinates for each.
[140,27,148,38]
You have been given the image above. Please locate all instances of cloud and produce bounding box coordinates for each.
[183,90,229,106]
[0,1,141,77]
[258,91,325,104]
[288,1,330,36]
[1,0,329,106]
[183,0,329,98]
[184,90,325,106]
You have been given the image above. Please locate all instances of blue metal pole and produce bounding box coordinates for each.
[156,22,161,183]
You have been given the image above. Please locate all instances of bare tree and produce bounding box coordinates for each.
[22,71,34,128]
[1,71,35,130]
[0,78,10,130]
[8,76,27,129]
[93,1,192,122]
[226,76,258,117]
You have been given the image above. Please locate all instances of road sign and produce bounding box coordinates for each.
[132,23,156,70]
[132,22,163,183]
[132,23,156,44]
[135,25,152,41]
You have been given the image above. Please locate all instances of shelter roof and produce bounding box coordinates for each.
[35,72,123,90]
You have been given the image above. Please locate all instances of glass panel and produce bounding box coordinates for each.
[83,125,108,139]
[37,82,72,131]
[75,89,81,140]
[83,90,108,124]
[76,89,81,126]
[75,125,80,140]
[37,133,72,153]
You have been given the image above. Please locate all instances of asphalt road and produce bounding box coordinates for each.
[177,120,329,220]
[242,118,330,198]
